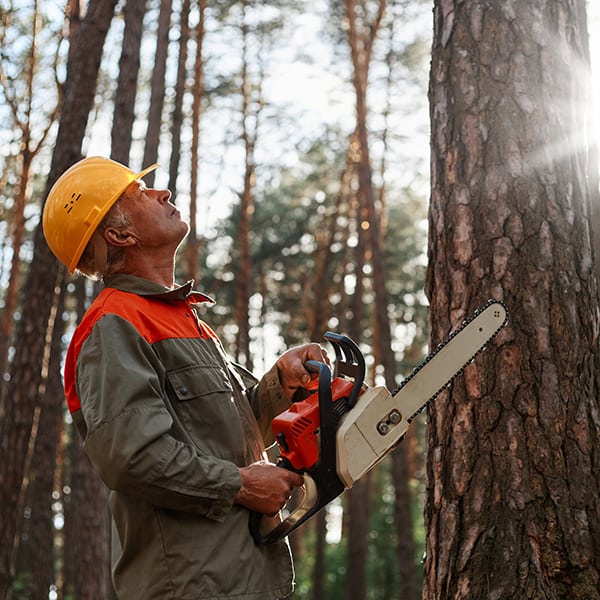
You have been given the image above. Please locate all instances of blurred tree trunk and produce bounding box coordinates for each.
[63,439,110,599]
[345,156,369,600]
[168,0,191,197]
[0,0,59,398]
[142,0,173,186]
[311,511,327,600]
[27,287,66,599]
[184,0,206,284]
[299,161,353,595]
[345,477,370,600]
[344,1,419,599]
[234,3,264,369]
[306,138,354,339]
[111,0,146,164]
[63,279,111,599]
[0,155,31,397]
[424,1,600,598]
[0,0,117,596]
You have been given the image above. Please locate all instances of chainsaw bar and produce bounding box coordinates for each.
[394,299,508,422]
[334,299,508,488]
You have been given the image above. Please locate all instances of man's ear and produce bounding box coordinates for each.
[104,228,139,248]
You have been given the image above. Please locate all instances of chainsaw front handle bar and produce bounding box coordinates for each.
[249,359,345,544]
[322,332,365,409]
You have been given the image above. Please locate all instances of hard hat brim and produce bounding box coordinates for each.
[136,163,159,181]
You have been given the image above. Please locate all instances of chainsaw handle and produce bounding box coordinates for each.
[322,332,365,409]
[290,359,330,401]
[303,358,329,386]
[249,359,343,544]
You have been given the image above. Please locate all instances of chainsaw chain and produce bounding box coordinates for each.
[390,299,508,424]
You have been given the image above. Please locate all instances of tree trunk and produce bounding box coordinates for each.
[0,155,31,391]
[311,511,327,600]
[0,0,118,596]
[425,1,600,598]
[111,0,146,164]
[234,5,264,369]
[168,0,191,198]
[345,476,371,600]
[27,287,66,599]
[0,0,59,402]
[345,172,370,600]
[184,0,206,283]
[63,435,110,599]
[344,1,419,598]
[142,0,173,186]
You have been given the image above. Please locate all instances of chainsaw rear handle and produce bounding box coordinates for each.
[249,359,345,544]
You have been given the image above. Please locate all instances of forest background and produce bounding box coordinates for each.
[1,1,600,599]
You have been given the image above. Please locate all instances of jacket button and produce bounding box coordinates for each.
[179,386,189,396]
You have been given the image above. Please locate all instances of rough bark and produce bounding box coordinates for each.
[425,1,600,598]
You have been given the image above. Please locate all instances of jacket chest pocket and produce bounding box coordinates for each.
[166,364,245,461]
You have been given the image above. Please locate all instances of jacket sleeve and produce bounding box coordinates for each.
[231,362,292,445]
[75,314,242,521]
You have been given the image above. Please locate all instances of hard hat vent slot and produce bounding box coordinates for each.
[64,193,81,214]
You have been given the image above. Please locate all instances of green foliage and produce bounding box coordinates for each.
[198,126,350,348]
[198,122,429,363]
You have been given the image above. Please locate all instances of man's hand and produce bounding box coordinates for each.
[275,343,331,400]
[235,462,304,516]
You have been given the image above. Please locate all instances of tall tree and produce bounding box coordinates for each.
[111,0,147,164]
[62,281,111,600]
[343,1,419,598]
[26,287,66,599]
[168,0,191,197]
[0,0,61,393]
[142,0,173,186]
[425,1,600,598]
[183,0,206,283]
[233,0,265,368]
[0,0,118,596]
[344,131,370,600]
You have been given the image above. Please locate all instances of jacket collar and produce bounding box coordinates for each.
[103,273,215,305]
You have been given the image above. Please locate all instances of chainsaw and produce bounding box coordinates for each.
[250,300,508,544]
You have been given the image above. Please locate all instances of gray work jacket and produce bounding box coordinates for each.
[64,274,294,599]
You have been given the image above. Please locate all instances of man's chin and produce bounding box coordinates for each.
[177,224,191,246]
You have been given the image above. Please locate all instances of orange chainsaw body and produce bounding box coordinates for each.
[272,378,357,471]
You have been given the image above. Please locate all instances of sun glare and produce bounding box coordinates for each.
[589,3,600,158]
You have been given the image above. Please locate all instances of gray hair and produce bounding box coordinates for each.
[75,199,133,280]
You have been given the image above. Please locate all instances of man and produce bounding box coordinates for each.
[42,156,329,599]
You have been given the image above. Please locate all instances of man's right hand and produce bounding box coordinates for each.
[234,462,304,517]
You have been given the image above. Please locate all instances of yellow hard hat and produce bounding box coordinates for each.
[42,156,158,272]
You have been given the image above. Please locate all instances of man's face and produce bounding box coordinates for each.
[119,180,190,251]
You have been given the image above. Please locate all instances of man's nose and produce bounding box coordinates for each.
[154,188,172,204]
